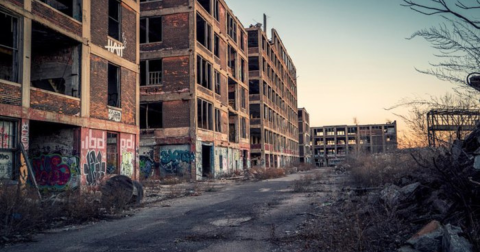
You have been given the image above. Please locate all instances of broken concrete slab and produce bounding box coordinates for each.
[442,224,473,252]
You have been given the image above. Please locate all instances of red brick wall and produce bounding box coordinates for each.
[121,4,137,63]
[91,0,108,48]
[140,0,189,11]
[219,37,227,70]
[120,68,136,125]
[30,89,81,116]
[140,13,190,52]
[0,83,21,106]
[163,100,190,128]
[218,2,227,34]
[90,55,109,121]
[32,1,82,36]
[163,56,190,92]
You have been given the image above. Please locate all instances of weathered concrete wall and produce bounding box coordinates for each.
[159,144,195,177]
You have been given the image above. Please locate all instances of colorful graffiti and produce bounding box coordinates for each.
[84,151,106,186]
[31,154,80,190]
[139,155,155,179]
[160,149,195,174]
[121,152,133,177]
[21,121,29,150]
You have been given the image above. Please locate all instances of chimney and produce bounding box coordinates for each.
[263,13,267,32]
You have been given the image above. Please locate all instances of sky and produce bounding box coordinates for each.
[227,0,461,135]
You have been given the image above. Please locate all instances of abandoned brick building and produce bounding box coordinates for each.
[0,0,140,191]
[298,108,312,165]
[139,0,250,179]
[247,24,299,168]
[312,121,398,167]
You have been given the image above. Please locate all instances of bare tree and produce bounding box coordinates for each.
[402,0,480,87]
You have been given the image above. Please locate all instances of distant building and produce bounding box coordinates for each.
[298,108,312,164]
[247,25,299,168]
[0,0,140,190]
[312,121,398,167]
[139,0,250,179]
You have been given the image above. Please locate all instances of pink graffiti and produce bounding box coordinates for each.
[32,155,72,188]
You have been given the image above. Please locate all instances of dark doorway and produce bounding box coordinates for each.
[202,145,212,177]
[243,150,248,169]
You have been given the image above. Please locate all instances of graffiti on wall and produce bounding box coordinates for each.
[81,130,105,150]
[160,148,195,174]
[84,151,106,186]
[21,122,29,150]
[140,155,155,179]
[105,33,127,57]
[31,154,80,190]
[108,108,122,122]
[0,151,12,179]
[121,152,133,177]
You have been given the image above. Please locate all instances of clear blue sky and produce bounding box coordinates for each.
[227,0,458,133]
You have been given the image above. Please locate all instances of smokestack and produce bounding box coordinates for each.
[263,13,267,32]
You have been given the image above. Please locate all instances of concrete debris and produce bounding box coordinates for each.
[442,224,474,252]
[380,184,401,206]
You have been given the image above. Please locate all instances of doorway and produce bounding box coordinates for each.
[202,145,212,177]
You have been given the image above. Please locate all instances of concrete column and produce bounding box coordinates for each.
[21,0,32,108]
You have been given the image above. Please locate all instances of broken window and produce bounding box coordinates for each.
[227,13,237,42]
[140,59,162,86]
[140,17,162,43]
[197,99,213,130]
[249,80,259,94]
[241,117,247,139]
[214,33,220,57]
[214,70,220,95]
[228,45,236,77]
[240,31,245,51]
[249,57,259,71]
[108,64,120,107]
[31,22,81,97]
[240,58,246,83]
[108,0,121,41]
[0,120,16,180]
[250,104,260,119]
[196,14,211,51]
[40,0,82,21]
[106,132,118,174]
[197,55,212,90]
[213,0,219,21]
[215,108,221,132]
[197,0,210,13]
[248,31,258,48]
[0,11,19,83]
[140,102,163,129]
[241,88,246,109]
[228,80,236,110]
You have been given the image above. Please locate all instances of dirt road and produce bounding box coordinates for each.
[3,168,341,252]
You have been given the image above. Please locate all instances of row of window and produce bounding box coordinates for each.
[197,98,247,138]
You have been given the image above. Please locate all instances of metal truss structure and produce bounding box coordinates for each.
[427,109,480,147]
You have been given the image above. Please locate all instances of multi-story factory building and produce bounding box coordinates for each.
[247,24,299,168]
[298,108,311,165]
[312,121,398,167]
[0,0,140,191]
[139,0,250,180]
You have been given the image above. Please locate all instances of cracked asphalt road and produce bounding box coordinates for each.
[3,169,333,252]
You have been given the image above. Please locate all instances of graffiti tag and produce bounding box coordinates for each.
[121,152,133,177]
[84,151,106,186]
[108,108,122,122]
[31,154,80,190]
[140,155,155,179]
[21,122,29,150]
[160,150,195,174]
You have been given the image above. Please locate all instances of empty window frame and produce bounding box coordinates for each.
[248,57,259,71]
[214,33,220,58]
[0,119,16,179]
[215,108,221,132]
[240,58,246,83]
[213,0,219,21]
[140,17,162,43]
[197,0,210,13]
[196,14,211,51]
[249,80,259,94]
[106,132,119,174]
[240,31,245,51]
[140,103,163,129]
[227,13,237,42]
[241,117,247,138]
[197,55,212,89]
[108,64,120,107]
[228,45,236,76]
[40,0,82,21]
[214,70,221,95]
[241,88,246,109]
[0,11,19,83]
[140,59,162,86]
[248,31,258,48]
[108,0,121,40]
[197,99,213,130]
